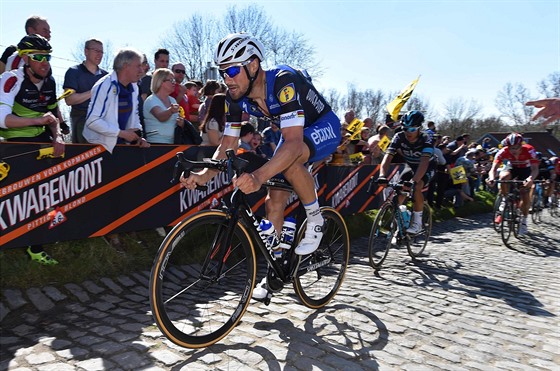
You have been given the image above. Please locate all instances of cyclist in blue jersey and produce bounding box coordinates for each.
[377,111,435,234]
[181,33,341,301]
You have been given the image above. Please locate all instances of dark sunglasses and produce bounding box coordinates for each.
[173,69,186,74]
[218,59,253,79]
[29,54,51,62]
[404,126,420,133]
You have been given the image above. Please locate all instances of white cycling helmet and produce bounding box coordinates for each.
[214,32,265,66]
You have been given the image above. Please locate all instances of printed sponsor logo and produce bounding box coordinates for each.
[0,157,104,230]
[278,83,296,105]
[331,172,359,208]
[306,89,325,113]
[224,100,229,115]
[310,123,337,145]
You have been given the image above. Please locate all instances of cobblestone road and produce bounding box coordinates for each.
[1,212,559,370]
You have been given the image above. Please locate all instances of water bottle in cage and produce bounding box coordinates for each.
[279,217,297,250]
[259,219,280,258]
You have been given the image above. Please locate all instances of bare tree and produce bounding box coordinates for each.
[161,14,217,81]
[344,84,365,118]
[405,95,433,118]
[443,97,482,121]
[537,71,560,98]
[323,88,342,116]
[362,89,385,123]
[160,4,317,81]
[495,82,533,126]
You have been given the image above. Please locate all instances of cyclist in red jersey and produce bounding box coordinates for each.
[486,133,539,235]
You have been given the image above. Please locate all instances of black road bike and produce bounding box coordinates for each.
[149,150,350,348]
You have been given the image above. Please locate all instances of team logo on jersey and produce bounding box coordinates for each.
[3,76,17,93]
[278,83,296,105]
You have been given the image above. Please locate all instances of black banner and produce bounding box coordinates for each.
[0,142,396,250]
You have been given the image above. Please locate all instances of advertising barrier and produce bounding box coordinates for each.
[0,142,394,250]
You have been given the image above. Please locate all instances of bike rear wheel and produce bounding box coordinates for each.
[293,207,350,309]
[406,202,432,258]
[367,202,395,270]
[149,211,256,349]
[531,193,542,224]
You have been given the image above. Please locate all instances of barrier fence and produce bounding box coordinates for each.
[0,142,392,250]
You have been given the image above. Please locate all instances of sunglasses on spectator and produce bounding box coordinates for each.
[403,126,420,133]
[219,59,253,79]
[28,53,51,62]
[173,69,186,74]
[164,78,176,84]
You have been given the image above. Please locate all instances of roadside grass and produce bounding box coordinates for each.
[0,191,495,290]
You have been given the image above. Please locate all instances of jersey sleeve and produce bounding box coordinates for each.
[274,71,305,129]
[385,132,402,156]
[63,66,79,91]
[0,70,21,128]
[420,133,435,157]
[223,95,242,137]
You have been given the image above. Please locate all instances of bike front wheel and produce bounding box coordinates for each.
[501,201,515,246]
[550,192,558,217]
[293,207,350,309]
[149,211,256,349]
[406,202,432,258]
[367,202,395,270]
[493,194,504,232]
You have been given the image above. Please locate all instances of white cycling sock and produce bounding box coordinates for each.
[303,199,323,226]
[412,211,423,224]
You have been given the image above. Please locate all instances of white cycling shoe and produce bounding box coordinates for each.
[518,222,528,235]
[294,223,324,255]
[406,221,423,235]
[252,277,269,300]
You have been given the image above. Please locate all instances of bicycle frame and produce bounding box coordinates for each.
[382,183,412,238]
[174,150,302,286]
[223,187,298,284]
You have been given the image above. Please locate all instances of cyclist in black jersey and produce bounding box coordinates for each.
[377,111,435,234]
[0,34,64,265]
[534,152,556,207]
[181,33,341,301]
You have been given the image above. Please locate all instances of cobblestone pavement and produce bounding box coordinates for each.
[1,212,559,371]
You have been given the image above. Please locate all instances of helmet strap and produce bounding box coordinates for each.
[232,64,260,102]
[24,63,51,81]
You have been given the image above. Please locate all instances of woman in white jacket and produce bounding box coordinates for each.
[83,48,149,153]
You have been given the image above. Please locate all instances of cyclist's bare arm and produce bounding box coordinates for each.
[236,125,305,194]
[378,153,395,179]
[412,156,430,183]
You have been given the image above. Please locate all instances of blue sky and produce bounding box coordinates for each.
[1,0,558,119]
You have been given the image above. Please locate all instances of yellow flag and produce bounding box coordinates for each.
[349,152,364,163]
[37,147,64,159]
[378,136,391,152]
[386,76,421,122]
[346,118,363,134]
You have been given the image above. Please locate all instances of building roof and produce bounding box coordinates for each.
[477,131,560,157]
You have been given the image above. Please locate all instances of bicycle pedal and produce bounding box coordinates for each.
[253,292,273,306]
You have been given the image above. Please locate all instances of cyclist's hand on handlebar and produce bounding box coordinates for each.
[523,177,533,188]
[377,177,388,187]
[180,171,206,190]
[233,172,263,194]
[486,178,496,187]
